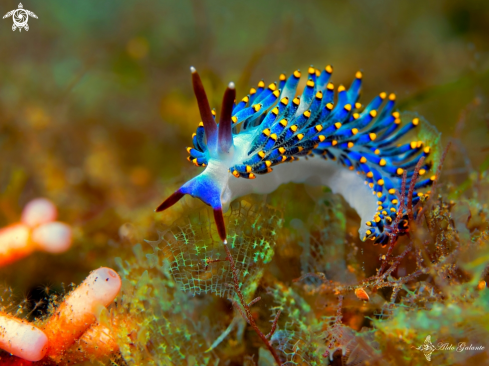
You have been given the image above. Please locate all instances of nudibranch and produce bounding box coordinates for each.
[156,66,435,245]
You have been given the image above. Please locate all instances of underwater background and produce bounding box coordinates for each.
[0,0,489,365]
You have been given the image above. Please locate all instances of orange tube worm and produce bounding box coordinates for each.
[0,312,48,361]
[43,267,121,360]
[31,222,72,254]
[20,198,57,228]
[64,323,119,363]
[0,198,72,267]
[0,224,32,267]
[77,323,119,359]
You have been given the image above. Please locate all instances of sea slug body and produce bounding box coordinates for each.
[156,65,435,245]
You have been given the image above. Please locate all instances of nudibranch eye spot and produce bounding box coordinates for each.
[156,65,439,246]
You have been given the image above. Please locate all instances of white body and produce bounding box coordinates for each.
[200,129,377,238]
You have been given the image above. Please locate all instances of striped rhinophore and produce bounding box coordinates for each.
[156,65,436,245]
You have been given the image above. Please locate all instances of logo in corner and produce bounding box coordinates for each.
[3,3,38,32]
[411,334,485,361]
[413,335,437,361]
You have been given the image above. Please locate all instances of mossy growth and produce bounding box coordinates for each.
[109,200,283,365]
[104,173,489,365]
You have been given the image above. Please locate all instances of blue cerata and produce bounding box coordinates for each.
[156,65,435,246]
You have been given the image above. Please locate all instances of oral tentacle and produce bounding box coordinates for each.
[191,66,217,147]
[218,82,236,153]
[155,189,186,212]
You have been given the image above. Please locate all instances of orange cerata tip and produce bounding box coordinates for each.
[43,267,122,359]
[21,198,57,228]
[354,287,370,301]
[0,312,48,361]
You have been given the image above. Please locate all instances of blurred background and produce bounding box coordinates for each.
[0,0,488,317]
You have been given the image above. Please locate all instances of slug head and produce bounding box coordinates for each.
[156,67,237,242]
